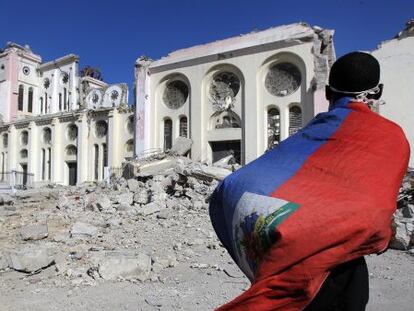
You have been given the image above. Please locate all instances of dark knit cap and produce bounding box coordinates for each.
[329,52,380,92]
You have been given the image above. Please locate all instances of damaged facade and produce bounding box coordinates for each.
[0,43,134,187]
[135,23,335,165]
[372,19,414,167]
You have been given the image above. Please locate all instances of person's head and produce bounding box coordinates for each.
[326,51,383,107]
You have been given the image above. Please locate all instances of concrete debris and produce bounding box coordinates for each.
[213,154,236,167]
[191,164,232,181]
[392,170,414,250]
[0,194,14,206]
[8,247,54,273]
[71,222,98,238]
[0,150,411,299]
[0,251,10,270]
[169,137,193,156]
[137,202,162,216]
[395,19,414,40]
[96,195,112,212]
[116,192,134,206]
[137,158,178,176]
[20,223,48,241]
[0,151,229,288]
[133,189,150,204]
[98,253,152,281]
[127,178,142,192]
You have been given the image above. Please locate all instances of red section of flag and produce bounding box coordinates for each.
[217,103,410,310]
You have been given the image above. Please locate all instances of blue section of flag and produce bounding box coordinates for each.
[209,97,353,259]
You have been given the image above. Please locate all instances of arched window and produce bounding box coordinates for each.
[267,108,280,149]
[41,148,45,180]
[125,139,134,155]
[40,97,44,114]
[64,87,67,110]
[95,120,108,138]
[43,128,52,144]
[20,131,29,146]
[28,87,33,113]
[1,152,4,181]
[289,106,302,136]
[179,116,188,137]
[164,118,173,150]
[126,116,134,135]
[102,143,108,178]
[44,92,48,113]
[66,145,77,156]
[20,149,28,159]
[59,93,62,111]
[3,134,8,148]
[47,147,51,180]
[67,124,78,141]
[94,144,99,180]
[163,80,189,109]
[18,85,24,111]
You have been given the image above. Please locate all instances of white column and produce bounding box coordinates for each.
[134,57,152,157]
[107,110,115,168]
[51,117,64,184]
[243,68,259,165]
[76,113,89,184]
[71,61,78,110]
[8,125,17,171]
[190,75,203,162]
[50,69,59,114]
[27,121,38,181]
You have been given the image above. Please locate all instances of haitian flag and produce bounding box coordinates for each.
[209,97,410,310]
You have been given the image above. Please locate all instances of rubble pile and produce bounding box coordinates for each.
[0,154,412,295]
[0,154,242,291]
[391,169,414,250]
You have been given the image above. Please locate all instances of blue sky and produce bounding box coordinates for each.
[0,0,412,102]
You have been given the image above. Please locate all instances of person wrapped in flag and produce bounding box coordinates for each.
[209,52,410,310]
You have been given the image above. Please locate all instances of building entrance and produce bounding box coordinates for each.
[67,162,77,186]
[210,140,241,164]
[21,164,28,186]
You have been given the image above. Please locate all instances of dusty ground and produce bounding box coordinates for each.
[0,161,413,311]
[1,248,413,311]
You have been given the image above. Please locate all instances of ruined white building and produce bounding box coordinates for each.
[372,20,414,167]
[0,43,134,187]
[135,23,335,165]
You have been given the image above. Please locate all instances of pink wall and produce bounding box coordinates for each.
[313,88,329,115]
[8,52,18,121]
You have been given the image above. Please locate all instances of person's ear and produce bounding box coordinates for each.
[373,83,384,100]
[325,85,331,101]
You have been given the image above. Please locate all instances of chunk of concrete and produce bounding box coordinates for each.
[116,192,134,206]
[0,251,10,270]
[56,196,70,209]
[402,204,414,218]
[138,159,177,176]
[0,194,14,206]
[213,154,236,168]
[191,165,231,181]
[20,223,48,241]
[70,222,98,238]
[133,189,150,205]
[127,179,141,192]
[96,195,112,212]
[170,137,193,156]
[390,219,413,250]
[137,202,162,216]
[98,253,151,281]
[9,247,54,273]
